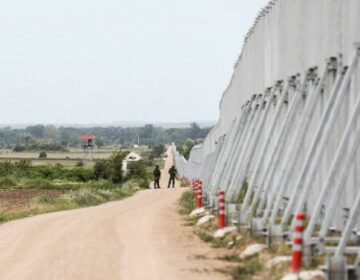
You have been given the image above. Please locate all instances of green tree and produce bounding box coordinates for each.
[26,125,46,138]
[13,144,26,152]
[45,125,59,140]
[108,150,128,183]
[189,122,201,139]
[15,159,32,177]
[39,151,47,159]
[178,139,197,160]
[127,161,147,179]
[93,159,110,179]
[96,138,105,148]
[150,144,165,159]
[0,161,14,176]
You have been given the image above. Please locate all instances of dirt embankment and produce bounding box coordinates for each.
[0,189,65,211]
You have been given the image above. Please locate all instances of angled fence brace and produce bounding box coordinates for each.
[241,80,286,212]
[225,94,266,200]
[206,154,221,200]
[221,96,258,193]
[267,60,334,226]
[228,87,276,201]
[215,102,253,191]
[258,70,318,222]
[305,98,360,244]
[247,75,299,215]
[335,188,360,257]
[201,154,216,195]
[208,112,245,192]
[217,100,254,189]
[203,137,225,190]
[281,45,360,227]
[208,135,227,182]
[208,120,237,187]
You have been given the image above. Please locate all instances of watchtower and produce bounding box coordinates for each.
[80,134,96,163]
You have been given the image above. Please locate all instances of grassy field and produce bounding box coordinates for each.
[0,148,114,166]
[0,183,135,223]
[0,147,153,166]
[0,147,162,223]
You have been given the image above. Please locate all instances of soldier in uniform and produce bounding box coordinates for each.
[153,165,161,189]
[167,165,177,188]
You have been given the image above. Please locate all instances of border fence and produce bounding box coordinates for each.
[173,0,360,278]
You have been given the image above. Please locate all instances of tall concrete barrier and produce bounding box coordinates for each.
[172,0,360,275]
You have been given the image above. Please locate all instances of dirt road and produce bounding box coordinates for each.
[0,149,229,280]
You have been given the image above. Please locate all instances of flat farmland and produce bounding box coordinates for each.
[0,148,115,166]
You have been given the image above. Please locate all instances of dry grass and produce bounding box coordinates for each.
[182,210,294,280]
[174,191,323,280]
[177,190,196,215]
[0,186,134,223]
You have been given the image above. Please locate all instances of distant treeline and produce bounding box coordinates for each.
[0,123,212,151]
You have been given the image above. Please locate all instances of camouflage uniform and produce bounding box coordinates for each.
[153,166,161,189]
[168,166,177,188]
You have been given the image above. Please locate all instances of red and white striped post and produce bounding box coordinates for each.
[291,212,305,272]
[196,181,203,208]
[218,190,226,229]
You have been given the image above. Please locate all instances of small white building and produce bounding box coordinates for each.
[122,152,142,175]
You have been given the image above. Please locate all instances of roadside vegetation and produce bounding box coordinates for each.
[0,148,163,223]
[178,190,197,215]
[177,189,309,280]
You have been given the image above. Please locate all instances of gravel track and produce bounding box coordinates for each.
[0,148,229,280]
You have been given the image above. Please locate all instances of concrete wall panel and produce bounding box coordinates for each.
[215,0,360,142]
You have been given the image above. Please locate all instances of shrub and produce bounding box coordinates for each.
[39,151,47,159]
[110,188,128,200]
[93,160,111,180]
[0,177,17,188]
[94,189,112,200]
[72,189,104,206]
[137,178,149,189]
[229,258,263,280]
[75,161,84,167]
[12,144,26,152]
[28,164,94,182]
[108,150,128,183]
[121,179,139,194]
[0,161,15,177]
[23,178,54,189]
[31,165,55,179]
[127,160,147,179]
[64,167,94,182]
[15,160,32,177]
[177,139,197,160]
[93,150,127,183]
[84,180,116,190]
[150,144,164,159]
[178,190,196,214]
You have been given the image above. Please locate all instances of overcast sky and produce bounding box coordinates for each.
[0,0,268,125]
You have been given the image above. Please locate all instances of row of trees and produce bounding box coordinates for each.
[0,123,212,151]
